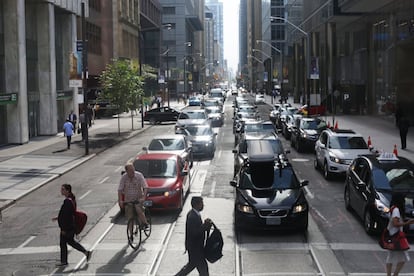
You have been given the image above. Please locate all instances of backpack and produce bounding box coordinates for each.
[69,198,87,235]
[204,223,223,263]
[74,210,87,235]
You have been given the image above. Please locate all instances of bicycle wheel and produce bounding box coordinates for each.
[127,217,141,250]
[143,208,152,237]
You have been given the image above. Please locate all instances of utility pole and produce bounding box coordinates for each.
[81,2,89,155]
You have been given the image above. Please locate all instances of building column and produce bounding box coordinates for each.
[37,3,57,135]
[61,13,78,119]
[4,0,28,144]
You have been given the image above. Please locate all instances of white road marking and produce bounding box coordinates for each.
[98,176,109,184]
[79,190,92,200]
[291,158,310,162]
[16,236,36,249]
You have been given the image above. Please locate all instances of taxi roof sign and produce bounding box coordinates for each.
[377,152,399,161]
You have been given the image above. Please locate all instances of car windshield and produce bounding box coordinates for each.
[240,139,284,154]
[206,108,220,114]
[244,124,264,132]
[179,111,206,119]
[185,126,213,136]
[301,119,327,130]
[373,167,414,191]
[240,167,300,190]
[148,138,185,151]
[133,159,177,178]
[329,136,368,149]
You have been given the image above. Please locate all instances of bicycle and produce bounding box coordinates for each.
[125,200,152,250]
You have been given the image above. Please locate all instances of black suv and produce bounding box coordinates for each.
[230,140,309,231]
[344,153,414,235]
[290,117,327,152]
[232,132,288,177]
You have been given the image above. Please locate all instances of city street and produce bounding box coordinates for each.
[1,94,414,275]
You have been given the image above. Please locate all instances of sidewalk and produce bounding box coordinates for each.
[0,102,185,212]
[263,94,414,162]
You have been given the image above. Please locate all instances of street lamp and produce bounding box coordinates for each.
[269,16,310,107]
[183,42,192,99]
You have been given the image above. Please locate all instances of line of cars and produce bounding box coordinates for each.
[133,89,226,212]
[230,95,309,232]
[269,101,414,237]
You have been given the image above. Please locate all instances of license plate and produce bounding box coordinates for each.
[266,217,281,225]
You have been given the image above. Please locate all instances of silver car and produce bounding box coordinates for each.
[175,110,210,134]
[143,134,193,168]
[184,125,217,158]
[314,128,373,180]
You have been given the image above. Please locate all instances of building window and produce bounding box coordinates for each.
[271,0,284,6]
[163,7,175,15]
[89,0,101,11]
[271,25,285,40]
[86,22,102,55]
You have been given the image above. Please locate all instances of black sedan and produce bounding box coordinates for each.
[344,153,414,235]
[230,140,309,232]
[290,117,327,152]
[143,106,180,125]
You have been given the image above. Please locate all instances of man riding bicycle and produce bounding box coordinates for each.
[118,162,149,229]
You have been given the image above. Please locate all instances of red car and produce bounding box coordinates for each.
[133,153,190,211]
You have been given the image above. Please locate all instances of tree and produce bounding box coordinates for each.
[100,59,143,134]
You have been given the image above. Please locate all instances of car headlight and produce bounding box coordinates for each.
[164,188,180,197]
[237,204,254,214]
[292,203,307,213]
[301,132,307,138]
[329,155,342,164]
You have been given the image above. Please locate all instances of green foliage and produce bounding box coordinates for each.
[99,59,143,113]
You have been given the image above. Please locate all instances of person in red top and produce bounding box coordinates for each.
[52,184,91,267]
[118,163,149,228]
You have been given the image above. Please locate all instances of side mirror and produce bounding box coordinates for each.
[300,180,309,187]
[142,146,148,151]
[232,149,238,154]
[230,180,237,187]
[181,170,189,176]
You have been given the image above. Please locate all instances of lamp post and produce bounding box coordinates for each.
[81,2,89,155]
[247,55,263,92]
[256,40,283,98]
[183,42,192,99]
[269,16,310,108]
[252,49,272,100]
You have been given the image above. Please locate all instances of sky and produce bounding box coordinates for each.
[222,0,240,73]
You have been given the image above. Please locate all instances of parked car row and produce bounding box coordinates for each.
[269,101,414,237]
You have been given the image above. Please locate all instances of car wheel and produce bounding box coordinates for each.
[314,159,319,170]
[364,209,375,235]
[149,117,156,125]
[323,162,331,180]
[297,141,303,153]
[178,191,184,212]
[344,186,352,211]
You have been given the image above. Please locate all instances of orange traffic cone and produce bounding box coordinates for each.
[334,121,338,130]
[367,136,372,148]
[393,144,398,156]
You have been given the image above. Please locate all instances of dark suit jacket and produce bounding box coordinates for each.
[185,209,209,256]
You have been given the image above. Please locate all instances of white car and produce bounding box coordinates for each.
[314,128,373,180]
[175,110,210,134]
[143,134,193,168]
[255,94,265,104]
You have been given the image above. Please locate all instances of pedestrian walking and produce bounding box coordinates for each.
[395,104,410,149]
[52,184,92,267]
[62,119,74,149]
[385,193,414,276]
[79,112,86,141]
[175,196,212,276]
[68,110,77,132]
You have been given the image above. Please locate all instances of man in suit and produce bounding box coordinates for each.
[175,196,212,276]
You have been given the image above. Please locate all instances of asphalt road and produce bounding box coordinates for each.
[1,93,414,275]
